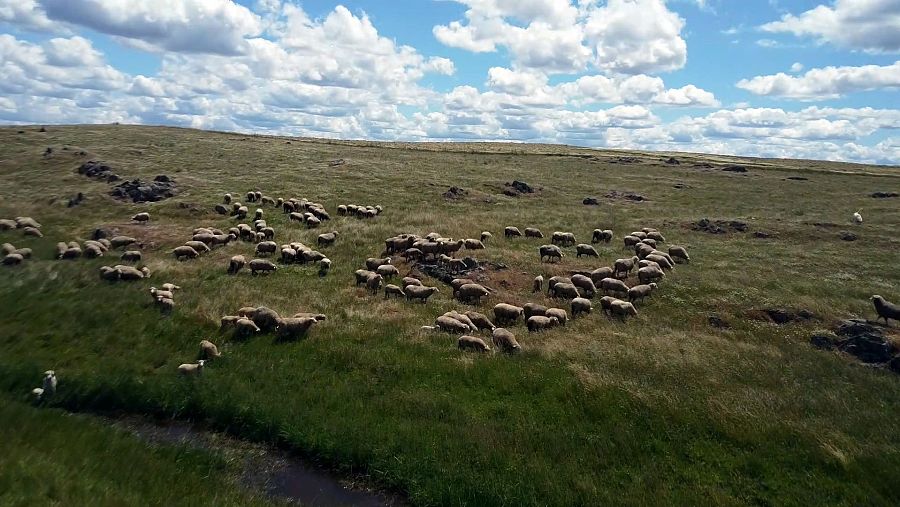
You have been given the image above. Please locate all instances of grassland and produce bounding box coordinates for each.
[1,124,899,506]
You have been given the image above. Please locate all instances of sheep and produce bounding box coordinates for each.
[610,300,638,319]
[635,243,655,259]
[61,246,82,260]
[630,231,648,240]
[185,241,211,254]
[443,311,478,332]
[377,264,400,278]
[524,227,544,238]
[224,193,232,204]
[599,296,620,315]
[645,254,674,271]
[306,216,321,228]
[255,241,278,257]
[854,210,863,224]
[116,265,148,281]
[300,250,326,264]
[546,308,568,326]
[450,278,476,292]
[235,318,261,337]
[150,287,174,301]
[440,240,465,257]
[527,315,559,332]
[571,274,597,298]
[402,248,423,262]
[248,306,280,333]
[252,208,263,221]
[0,219,16,230]
[384,284,405,299]
[623,235,641,248]
[669,246,690,263]
[225,255,246,275]
[55,242,68,259]
[355,269,375,286]
[110,236,138,249]
[120,250,142,263]
[234,206,249,219]
[613,256,639,278]
[646,231,665,243]
[425,232,441,241]
[22,227,42,237]
[533,275,544,293]
[638,266,665,285]
[458,335,491,352]
[156,297,175,313]
[211,233,236,247]
[281,248,297,264]
[132,212,150,223]
[539,244,563,263]
[590,267,614,285]
[318,258,331,277]
[481,231,492,242]
[576,244,599,258]
[366,273,384,294]
[464,311,496,331]
[435,315,470,334]
[448,258,468,273]
[317,231,338,247]
[162,283,181,292]
[592,229,613,244]
[523,303,548,319]
[640,238,657,249]
[493,303,524,325]
[600,277,629,296]
[464,238,485,250]
[173,245,200,260]
[12,247,33,259]
[84,244,105,258]
[249,259,278,275]
[99,266,120,281]
[638,259,661,271]
[178,360,205,375]
[872,295,900,325]
[547,276,572,295]
[275,317,318,340]
[402,277,422,287]
[492,328,520,353]
[292,313,327,322]
[456,283,490,304]
[15,217,41,229]
[504,226,523,238]
[549,282,579,300]
[32,370,57,401]
[289,212,305,223]
[2,243,15,255]
[628,283,658,303]
[366,257,392,271]
[551,232,576,247]
[404,285,439,303]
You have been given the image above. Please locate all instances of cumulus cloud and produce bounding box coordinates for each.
[0,0,58,32]
[761,0,900,53]
[737,61,900,99]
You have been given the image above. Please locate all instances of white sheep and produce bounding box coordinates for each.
[32,370,57,400]
[853,210,863,224]
[178,360,205,375]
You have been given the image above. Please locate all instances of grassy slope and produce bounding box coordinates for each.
[0,395,271,506]
[1,125,899,506]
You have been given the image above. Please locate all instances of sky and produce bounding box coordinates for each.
[0,0,899,165]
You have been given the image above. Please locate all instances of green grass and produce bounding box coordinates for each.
[1,124,900,505]
[0,394,271,506]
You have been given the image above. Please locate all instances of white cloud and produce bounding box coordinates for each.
[761,0,900,53]
[0,0,58,32]
[737,61,900,99]
[790,62,803,72]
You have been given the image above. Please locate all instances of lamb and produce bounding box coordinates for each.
[464,238,485,250]
[275,317,318,340]
[436,315,470,333]
[366,273,384,294]
[600,277,629,296]
[492,328,520,353]
[481,231,492,242]
[524,227,544,238]
[638,266,665,285]
[504,226,523,238]
[255,241,278,256]
[456,283,490,304]
[493,303,524,325]
[31,370,57,400]
[317,231,338,247]
[533,275,544,293]
[376,264,400,278]
[355,269,375,286]
[366,257,392,271]
[173,245,200,260]
[121,250,142,262]
[458,335,491,352]
[235,318,261,336]
[22,227,42,237]
[178,360,205,375]
[402,277,422,287]
[576,244,599,258]
[571,275,597,298]
[110,236,138,249]
[610,300,638,319]
[404,285,439,303]
[249,259,278,275]
[546,308,568,326]
[185,241,211,254]
[527,315,559,332]
[590,267,614,284]
[539,244,563,263]
[872,295,900,325]
[132,212,150,223]
[15,217,41,229]
[523,303,548,319]
[592,229,613,243]
[614,256,639,278]
[464,311,496,331]
[384,284,405,298]
[628,283,658,303]
[669,246,690,263]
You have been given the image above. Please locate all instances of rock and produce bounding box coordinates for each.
[765,308,795,325]
[708,314,730,329]
[832,319,894,365]
[835,319,879,339]
[810,334,837,350]
[442,186,467,199]
[503,180,534,196]
[839,231,858,241]
[605,190,647,202]
[77,161,121,182]
[871,192,898,198]
[722,165,748,173]
[110,176,177,203]
[692,218,748,234]
[583,197,599,205]
[665,157,680,165]
[786,176,808,181]
[673,183,692,189]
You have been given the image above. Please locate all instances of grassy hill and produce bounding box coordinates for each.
[1,124,899,506]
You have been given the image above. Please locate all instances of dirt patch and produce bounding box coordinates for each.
[871,192,898,198]
[708,314,730,329]
[77,160,122,182]
[691,218,748,234]
[110,175,177,203]
[811,319,899,369]
[752,308,815,325]
[605,190,647,202]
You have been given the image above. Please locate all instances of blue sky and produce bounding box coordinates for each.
[0,0,898,164]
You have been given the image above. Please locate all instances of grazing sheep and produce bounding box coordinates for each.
[289,212,304,223]
[384,284,405,299]
[646,232,665,242]
[162,283,181,292]
[22,227,42,237]
[610,300,638,319]
[249,259,278,275]
[590,267,614,284]
[255,241,278,256]
[635,243,655,259]
[185,241,211,254]
[248,307,280,333]
[366,273,384,294]
[623,235,641,248]
[592,229,613,244]
[435,315,470,334]
[149,287,174,301]
[173,245,200,260]
[551,232,576,247]
[84,244,104,258]
[60,246,82,259]
[317,231,339,247]
[2,243,15,255]
[0,219,16,230]
[253,208,264,220]
[404,285,439,303]
[645,254,674,271]
[275,317,318,340]
[669,246,690,263]
[178,360,205,375]
[2,253,23,265]
[13,247,33,259]
[600,277,629,296]
[464,238,485,250]
[318,258,331,277]
[527,315,559,332]
[638,259,661,271]
[121,250,142,262]
[492,328,520,353]
[464,311,496,331]
[402,248,423,262]
[376,264,400,278]
[117,265,148,281]
[545,308,568,326]
[98,266,120,281]
[55,242,68,259]
[450,278,476,292]
[214,204,229,215]
[613,256,639,278]
[549,282,579,299]
[547,276,572,295]
[306,216,321,228]
[504,226,523,238]
[132,212,150,223]
[448,258,467,273]
[110,236,138,249]
[234,206,249,219]
[630,231,648,240]
[15,217,41,229]
[456,283,490,304]
[576,244,599,258]
[524,227,544,238]
[638,266,665,285]
[458,335,491,352]
[533,275,544,293]
[523,303,548,319]
[292,313,327,322]
[599,296,620,315]
[539,244,563,263]
[280,248,297,264]
[224,193,232,204]
[300,250,326,264]
[32,370,57,400]
[571,275,597,298]
[402,277,422,287]
[640,238,657,249]
[234,318,261,337]
[227,255,246,275]
[628,283,658,303]
[872,295,900,325]
[365,257,392,271]
[444,311,478,331]
[355,269,375,286]
[156,297,175,313]
[493,303,524,325]
[481,231,492,242]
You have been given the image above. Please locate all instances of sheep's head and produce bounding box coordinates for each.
[872,295,882,302]
[44,370,55,377]
[197,360,205,367]
[650,283,658,290]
